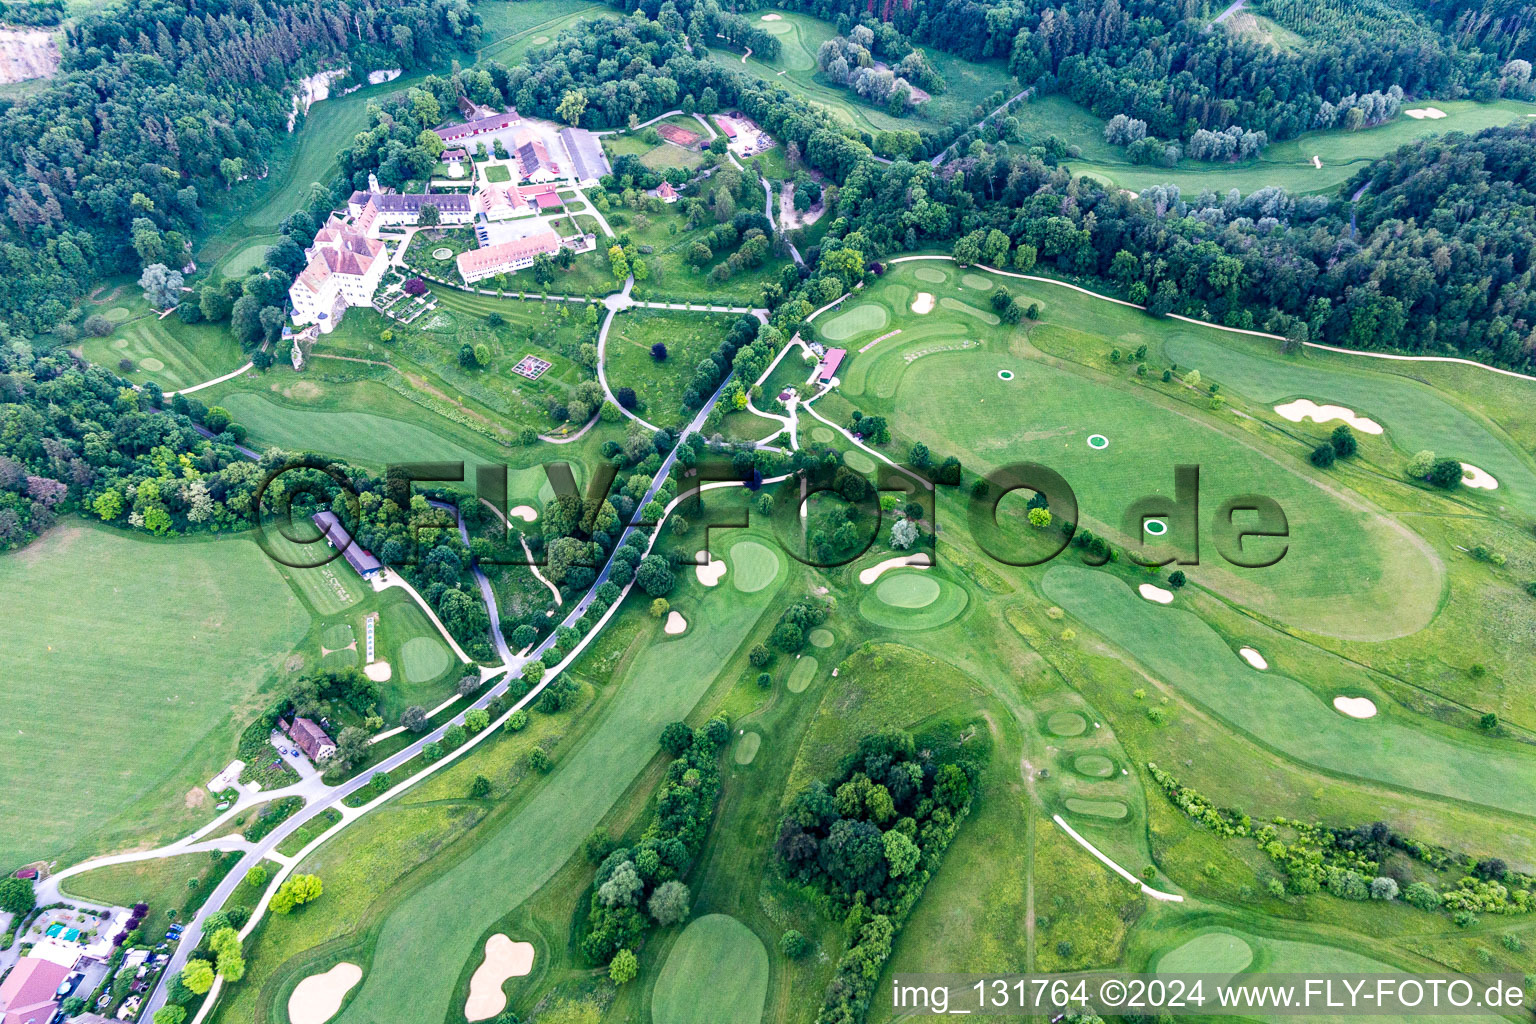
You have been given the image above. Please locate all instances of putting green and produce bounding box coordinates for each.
[808,628,834,648]
[858,573,967,630]
[729,540,780,593]
[221,241,273,278]
[1064,798,1127,820]
[1157,931,1254,975]
[139,357,165,372]
[102,306,132,323]
[820,302,888,341]
[1073,753,1115,777]
[400,636,452,684]
[962,273,994,290]
[842,448,877,473]
[787,656,818,693]
[810,427,834,443]
[653,915,768,1024]
[875,573,941,608]
[320,623,354,650]
[913,265,948,284]
[734,732,762,764]
[1046,711,1087,736]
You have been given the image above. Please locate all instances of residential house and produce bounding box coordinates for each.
[655,181,678,203]
[477,182,533,220]
[0,957,70,1024]
[287,717,337,762]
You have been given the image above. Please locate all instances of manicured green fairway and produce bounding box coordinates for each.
[729,539,781,593]
[652,914,769,1024]
[261,527,368,616]
[1043,565,1536,817]
[857,571,967,630]
[865,262,1442,640]
[216,387,501,469]
[1015,94,1536,195]
[0,526,310,868]
[841,448,876,473]
[400,636,452,683]
[77,299,247,391]
[321,543,786,1024]
[819,302,888,341]
[807,627,833,648]
[1163,333,1536,517]
[787,656,819,693]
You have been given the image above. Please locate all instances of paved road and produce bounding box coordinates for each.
[1206,0,1246,29]
[761,175,804,267]
[428,499,510,662]
[930,89,1030,168]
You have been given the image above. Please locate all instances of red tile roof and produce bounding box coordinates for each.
[289,717,334,761]
[817,348,846,382]
[456,230,562,279]
[0,958,69,1024]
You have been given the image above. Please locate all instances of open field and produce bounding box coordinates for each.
[475,0,607,64]
[1013,94,1536,195]
[0,525,310,868]
[63,851,241,944]
[604,310,739,420]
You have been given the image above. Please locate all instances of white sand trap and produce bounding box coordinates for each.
[664,610,688,635]
[695,549,727,586]
[1334,696,1377,719]
[1273,399,1383,434]
[859,553,932,585]
[465,936,535,1022]
[1460,463,1498,490]
[1138,583,1174,604]
[1312,155,1322,168]
[509,505,537,522]
[911,292,935,314]
[1238,647,1268,670]
[760,11,782,18]
[1405,107,1447,119]
[364,660,392,682]
[288,963,362,1024]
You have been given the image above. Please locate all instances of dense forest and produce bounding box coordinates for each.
[0,0,478,335]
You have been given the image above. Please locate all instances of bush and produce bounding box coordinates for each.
[505,709,530,732]
[1309,443,1336,468]
[780,929,812,959]
[84,313,114,337]
[401,706,429,732]
[1403,882,1442,911]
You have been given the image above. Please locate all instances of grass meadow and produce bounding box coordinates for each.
[0,525,310,869]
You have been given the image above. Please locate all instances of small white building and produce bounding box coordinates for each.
[287,216,389,334]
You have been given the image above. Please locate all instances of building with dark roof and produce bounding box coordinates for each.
[516,139,560,183]
[312,511,383,578]
[346,190,474,228]
[559,127,611,185]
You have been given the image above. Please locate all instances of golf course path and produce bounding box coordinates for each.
[1052,815,1184,902]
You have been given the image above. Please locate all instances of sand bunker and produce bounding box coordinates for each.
[1405,107,1447,119]
[364,660,393,682]
[1460,463,1498,490]
[465,936,535,1022]
[509,505,538,522]
[1273,399,1383,434]
[695,549,727,586]
[911,292,935,314]
[859,553,932,585]
[288,963,362,1024]
[1238,647,1268,670]
[760,12,782,18]
[664,611,688,635]
[1333,696,1377,719]
[1138,583,1174,604]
